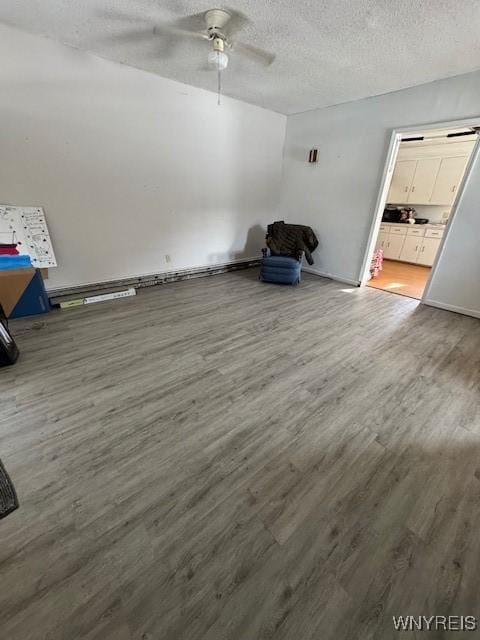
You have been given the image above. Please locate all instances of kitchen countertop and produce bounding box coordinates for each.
[381,222,446,229]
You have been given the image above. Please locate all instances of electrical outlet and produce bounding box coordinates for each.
[165,254,171,264]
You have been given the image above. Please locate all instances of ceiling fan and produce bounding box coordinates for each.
[154,8,275,104]
[155,8,276,71]
[96,7,275,103]
[128,7,275,104]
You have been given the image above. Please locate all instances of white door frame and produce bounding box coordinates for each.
[358,117,480,301]
[359,130,401,286]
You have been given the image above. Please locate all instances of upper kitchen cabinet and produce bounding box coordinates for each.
[387,139,475,206]
[408,157,441,203]
[387,160,416,203]
[387,157,440,204]
[429,156,470,205]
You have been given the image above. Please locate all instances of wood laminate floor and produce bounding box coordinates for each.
[1,270,480,640]
[368,259,431,300]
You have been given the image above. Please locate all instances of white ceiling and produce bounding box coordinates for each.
[1,1,480,114]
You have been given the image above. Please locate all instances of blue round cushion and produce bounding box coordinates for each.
[260,255,301,284]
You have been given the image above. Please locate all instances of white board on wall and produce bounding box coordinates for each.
[0,205,57,268]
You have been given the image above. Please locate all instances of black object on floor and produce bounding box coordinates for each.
[266,221,318,265]
[0,304,19,367]
[0,459,19,520]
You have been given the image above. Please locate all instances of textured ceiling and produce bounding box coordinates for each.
[1,1,480,114]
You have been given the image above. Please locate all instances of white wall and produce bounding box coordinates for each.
[407,205,451,224]
[425,145,480,318]
[281,71,480,315]
[0,24,286,290]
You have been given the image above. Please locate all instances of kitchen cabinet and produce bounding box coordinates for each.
[424,228,444,240]
[383,234,405,260]
[387,158,440,204]
[408,158,441,203]
[400,235,422,263]
[429,156,469,205]
[375,231,388,251]
[417,237,441,266]
[378,223,444,267]
[387,160,416,203]
[387,142,473,206]
[405,225,425,238]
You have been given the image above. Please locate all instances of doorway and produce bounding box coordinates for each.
[360,121,479,302]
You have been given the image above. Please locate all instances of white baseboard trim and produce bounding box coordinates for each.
[302,266,360,287]
[423,299,480,320]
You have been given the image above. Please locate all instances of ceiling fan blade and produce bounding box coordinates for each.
[88,27,157,46]
[231,41,275,66]
[153,24,209,41]
[170,11,209,32]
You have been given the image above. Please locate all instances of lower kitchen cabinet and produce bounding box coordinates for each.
[383,234,405,260]
[377,223,444,267]
[375,231,388,251]
[417,237,441,266]
[400,235,422,263]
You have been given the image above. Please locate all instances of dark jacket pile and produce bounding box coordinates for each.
[266,221,319,265]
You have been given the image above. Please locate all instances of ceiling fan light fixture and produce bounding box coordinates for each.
[208,49,228,70]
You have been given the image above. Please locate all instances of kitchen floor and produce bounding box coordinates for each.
[368,259,431,300]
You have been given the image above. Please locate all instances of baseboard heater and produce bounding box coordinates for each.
[49,258,260,305]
